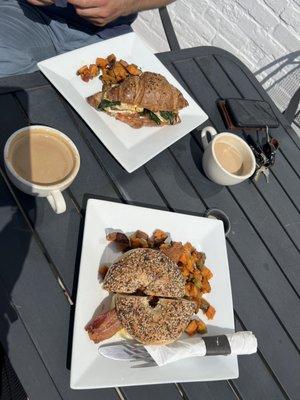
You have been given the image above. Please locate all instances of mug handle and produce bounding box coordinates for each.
[201,126,218,149]
[47,190,66,214]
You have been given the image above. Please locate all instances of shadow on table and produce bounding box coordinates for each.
[171,134,223,204]
[0,87,33,399]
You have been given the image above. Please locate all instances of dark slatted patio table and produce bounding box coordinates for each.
[0,46,299,400]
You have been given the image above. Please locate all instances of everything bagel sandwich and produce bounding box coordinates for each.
[115,294,195,345]
[103,248,185,298]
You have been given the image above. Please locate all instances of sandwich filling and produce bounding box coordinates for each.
[98,99,179,125]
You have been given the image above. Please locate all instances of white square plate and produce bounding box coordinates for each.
[70,199,238,389]
[38,32,208,172]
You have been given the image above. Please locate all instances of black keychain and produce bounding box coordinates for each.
[246,126,279,183]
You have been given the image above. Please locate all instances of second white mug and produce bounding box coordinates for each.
[201,126,256,186]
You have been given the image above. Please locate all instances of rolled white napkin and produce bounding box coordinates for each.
[145,331,257,366]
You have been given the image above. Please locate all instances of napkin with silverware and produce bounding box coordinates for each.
[145,331,257,366]
[99,331,257,366]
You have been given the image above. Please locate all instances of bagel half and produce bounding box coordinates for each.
[115,294,195,345]
[103,248,185,298]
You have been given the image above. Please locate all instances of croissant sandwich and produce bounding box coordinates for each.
[87,72,189,129]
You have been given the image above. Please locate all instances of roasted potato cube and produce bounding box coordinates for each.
[134,230,149,240]
[96,57,108,69]
[201,278,211,293]
[199,298,210,313]
[101,69,116,84]
[200,266,213,280]
[185,320,198,336]
[107,53,116,66]
[195,251,206,268]
[113,62,129,82]
[81,69,91,82]
[89,64,99,77]
[160,242,184,263]
[206,305,216,320]
[126,64,142,76]
[196,319,207,334]
[106,232,130,250]
[181,266,190,278]
[76,65,88,75]
[152,229,168,245]
[119,59,129,67]
[130,237,149,249]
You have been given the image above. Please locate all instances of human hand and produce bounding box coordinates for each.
[27,0,54,5]
[68,0,137,27]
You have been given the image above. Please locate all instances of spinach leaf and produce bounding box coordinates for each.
[143,109,161,125]
[98,99,121,110]
[160,111,175,124]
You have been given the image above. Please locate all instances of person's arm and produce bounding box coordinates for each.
[27,0,53,5]
[129,0,174,12]
[67,0,176,27]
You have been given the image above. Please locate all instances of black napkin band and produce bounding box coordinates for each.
[202,335,231,356]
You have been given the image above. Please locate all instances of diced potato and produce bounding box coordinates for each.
[101,69,116,84]
[193,269,202,282]
[130,237,149,249]
[160,242,184,263]
[106,232,130,250]
[107,53,116,66]
[96,57,108,69]
[89,64,99,77]
[201,266,213,280]
[126,64,142,76]
[199,298,210,313]
[134,230,149,240]
[181,266,190,278]
[201,278,211,294]
[76,65,88,75]
[152,229,168,246]
[206,305,216,320]
[81,69,91,82]
[185,320,198,336]
[196,319,207,334]
[119,59,129,67]
[113,62,129,82]
[195,251,206,268]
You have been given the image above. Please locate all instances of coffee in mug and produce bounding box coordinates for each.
[4,126,80,214]
[201,126,256,186]
[7,128,77,186]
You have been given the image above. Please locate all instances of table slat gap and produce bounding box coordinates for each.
[226,186,300,299]
[228,242,300,354]
[0,169,73,304]
[234,312,291,400]
[250,182,300,253]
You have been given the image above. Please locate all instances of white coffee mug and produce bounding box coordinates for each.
[201,126,256,186]
[4,125,80,214]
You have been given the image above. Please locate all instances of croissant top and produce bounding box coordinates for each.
[104,72,189,112]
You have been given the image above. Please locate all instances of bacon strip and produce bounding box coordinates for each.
[85,309,122,343]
